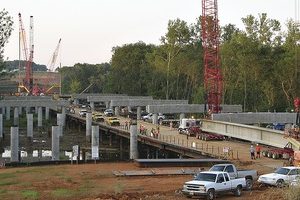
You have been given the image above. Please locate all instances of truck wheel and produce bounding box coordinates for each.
[267,152,273,158]
[245,179,253,190]
[234,185,242,197]
[207,189,215,200]
[276,179,284,188]
[272,153,279,159]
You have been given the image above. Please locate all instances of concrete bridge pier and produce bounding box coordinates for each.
[6,106,10,120]
[0,114,3,139]
[180,113,185,122]
[57,113,64,136]
[14,107,19,126]
[109,134,112,146]
[114,107,120,116]
[45,107,49,120]
[119,137,123,160]
[137,106,141,120]
[127,106,132,112]
[18,106,22,115]
[130,122,138,160]
[38,107,43,127]
[92,126,99,159]
[35,106,38,114]
[51,126,60,161]
[86,113,92,141]
[105,101,110,109]
[27,114,33,138]
[10,126,19,162]
[90,102,95,111]
[1,107,5,115]
[62,107,66,127]
[152,113,158,125]
[26,106,30,114]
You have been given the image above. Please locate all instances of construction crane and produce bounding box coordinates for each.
[45,38,62,94]
[18,13,34,95]
[201,0,223,113]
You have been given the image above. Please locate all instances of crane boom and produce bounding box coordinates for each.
[48,38,61,72]
[201,0,223,113]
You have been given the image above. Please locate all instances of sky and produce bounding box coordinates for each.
[1,0,297,68]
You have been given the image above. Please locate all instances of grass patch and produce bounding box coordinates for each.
[0,189,7,194]
[0,173,16,179]
[114,182,124,194]
[21,190,39,200]
[51,188,75,198]
[0,180,18,186]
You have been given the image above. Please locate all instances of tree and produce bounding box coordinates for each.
[0,9,14,72]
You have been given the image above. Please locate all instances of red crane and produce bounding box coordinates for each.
[201,0,223,113]
[18,13,34,94]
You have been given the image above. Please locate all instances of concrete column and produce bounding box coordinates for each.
[6,106,10,120]
[1,107,5,115]
[14,107,19,126]
[27,114,33,138]
[105,101,110,109]
[10,127,19,162]
[119,137,123,160]
[115,107,120,116]
[26,106,30,114]
[86,113,92,139]
[0,114,2,139]
[18,106,22,115]
[62,107,66,127]
[57,113,63,136]
[90,102,95,111]
[74,99,79,105]
[180,113,185,122]
[35,106,38,114]
[92,126,99,159]
[38,107,43,127]
[127,106,132,112]
[152,113,158,125]
[45,107,49,120]
[51,126,60,161]
[137,107,141,120]
[130,123,138,160]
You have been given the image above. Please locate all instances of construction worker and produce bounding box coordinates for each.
[256,144,261,159]
[250,145,255,160]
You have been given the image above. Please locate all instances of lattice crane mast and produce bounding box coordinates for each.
[18,13,34,94]
[45,38,62,94]
[201,0,223,113]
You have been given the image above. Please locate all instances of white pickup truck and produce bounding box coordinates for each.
[209,163,257,190]
[182,171,246,200]
[258,166,300,187]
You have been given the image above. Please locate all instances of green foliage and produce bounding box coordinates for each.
[0,9,14,73]
[21,190,39,200]
[51,188,74,198]
[55,13,300,112]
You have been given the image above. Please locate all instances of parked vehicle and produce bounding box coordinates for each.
[182,171,246,199]
[178,118,201,136]
[104,109,114,117]
[258,166,300,187]
[79,109,87,117]
[262,143,294,159]
[197,132,225,141]
[142,113,165,123]
[105,117,120,126]
[92,112,105,122]
[209,164,257,190]
[290,175,300,187]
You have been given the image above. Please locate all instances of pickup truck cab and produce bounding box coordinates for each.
[182,171,246,200]
[258,166,300,187]
[209,164,257,190]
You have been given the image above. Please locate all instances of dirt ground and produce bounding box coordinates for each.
[0,160,290,200]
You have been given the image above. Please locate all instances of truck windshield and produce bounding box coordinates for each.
[210,166,225,171]
[275,168,290,175]
[195,173,217,182]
